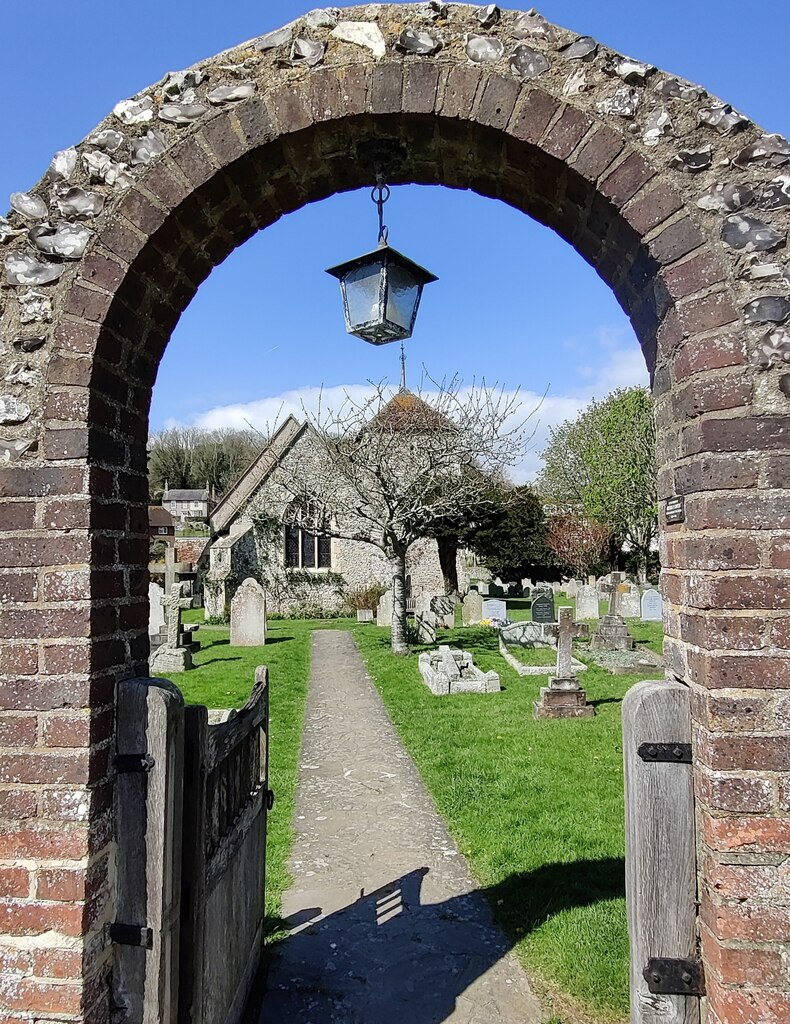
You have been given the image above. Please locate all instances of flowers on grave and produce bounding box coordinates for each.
[480,616,510,630]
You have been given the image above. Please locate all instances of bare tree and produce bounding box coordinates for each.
[267,379,532,654]
[545,513,611,578]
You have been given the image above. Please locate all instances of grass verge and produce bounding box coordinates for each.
[157,618,318,935]
[353,622,646,1022]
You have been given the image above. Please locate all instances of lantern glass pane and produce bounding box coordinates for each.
[343,261,383,328]
[385,262,421,331]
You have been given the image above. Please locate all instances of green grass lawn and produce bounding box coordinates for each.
[506,644,558,667]
[353,622,642,1022]
[157,608,663,1021]
[156,619,340,935]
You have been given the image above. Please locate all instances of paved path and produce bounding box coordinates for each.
[258,630,542,1024]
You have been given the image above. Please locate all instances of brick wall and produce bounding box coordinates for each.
[0,6,787,1022]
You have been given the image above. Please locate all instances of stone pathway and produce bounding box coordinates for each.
[258,630,542,1024]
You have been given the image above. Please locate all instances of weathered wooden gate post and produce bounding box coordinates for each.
[114,677,185,1024]
[623,680,700,1024]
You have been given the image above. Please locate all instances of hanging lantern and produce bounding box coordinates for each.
[326,177,438,345]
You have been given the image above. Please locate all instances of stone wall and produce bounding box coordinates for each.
[0,5,787,1022]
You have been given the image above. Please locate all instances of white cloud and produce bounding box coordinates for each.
[164,328,649,483]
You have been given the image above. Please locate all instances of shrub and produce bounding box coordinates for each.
[344,584,389,612]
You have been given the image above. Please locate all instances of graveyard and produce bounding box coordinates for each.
[155,580,668,1021]
[1,4,787,1024]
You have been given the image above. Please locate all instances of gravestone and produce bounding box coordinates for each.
[641,588,663,622]
[587,575,596,587]
[534,607,594,720]
[418,645,500,695]
[462,590,483,625]
[230,577,267,646]
[531,592,555,624]
[482,598,507,621]
[591,573,636,652]
[148,581,165,637]
[377,590,393,627]
[430,594,455,629]
[150,582,195,673]
[619,582,642,619]
[488,582,505,598]
[415,609,437,644]
[576,585,600,620]
[564,579,580,600]
[356,609,374,623]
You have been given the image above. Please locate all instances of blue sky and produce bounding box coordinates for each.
[3,2,789,477]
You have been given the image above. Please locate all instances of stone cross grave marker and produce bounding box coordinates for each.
[554,606,588,679]
[531,592,555,623]
[150,582,194,673]
[534,607,594,720]
[641,588,663,622]
[164,582,193,648]
[482,598,506,621]
[462,590,483,625]
[230,577,267,647]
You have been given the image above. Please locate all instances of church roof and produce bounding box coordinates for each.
[368,390,453,434]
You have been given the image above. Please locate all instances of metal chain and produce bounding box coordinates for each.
[371,173,390,244]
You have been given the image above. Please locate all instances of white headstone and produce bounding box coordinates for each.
[462,590,483,625]
[148,582,165,635]
[415,609,437,644]
[619,582,642,619]
[230,577,267,646]
[482,598,507,621]
[641,588,663,622]
[377,590,393,627]
[576,585,599,620]
[564,579,580,599]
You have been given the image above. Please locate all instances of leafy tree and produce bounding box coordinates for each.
[537,387,657,582]
[148,427,263,500]
[468,485,549,582]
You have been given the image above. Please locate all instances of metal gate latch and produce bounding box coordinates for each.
[644,957,705,995]
[637,742,692,764]
[110,923,153,949]
[115,753,156,774]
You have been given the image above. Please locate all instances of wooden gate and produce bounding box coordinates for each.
[114,668,270,1024]
[179,667,271,1024]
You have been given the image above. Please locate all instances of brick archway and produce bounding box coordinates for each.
[0,6,787,1022]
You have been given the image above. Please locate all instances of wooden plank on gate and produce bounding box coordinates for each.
[114,676,184,1024]
[622,679,699,1024]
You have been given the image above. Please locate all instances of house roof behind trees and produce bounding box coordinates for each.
[164,488,210,501]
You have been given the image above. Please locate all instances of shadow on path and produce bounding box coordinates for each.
[256,858,624,1024]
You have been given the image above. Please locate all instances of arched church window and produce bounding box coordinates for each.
[284,500,332,570]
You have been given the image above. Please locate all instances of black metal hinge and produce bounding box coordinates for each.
[110,922,153,949]
[115,753,155,774]
[264,788,275,812]
[638,742,692,764]
[644,957,705,995]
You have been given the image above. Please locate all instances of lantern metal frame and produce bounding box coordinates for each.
[326,176,438,346]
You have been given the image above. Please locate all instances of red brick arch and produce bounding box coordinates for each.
[0,5,787,1022]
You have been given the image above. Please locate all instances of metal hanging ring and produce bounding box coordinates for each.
[371,183,391,206]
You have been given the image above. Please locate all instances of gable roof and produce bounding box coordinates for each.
[210,415,306,534]
[148,505,174,528]
[165,488,210,501]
